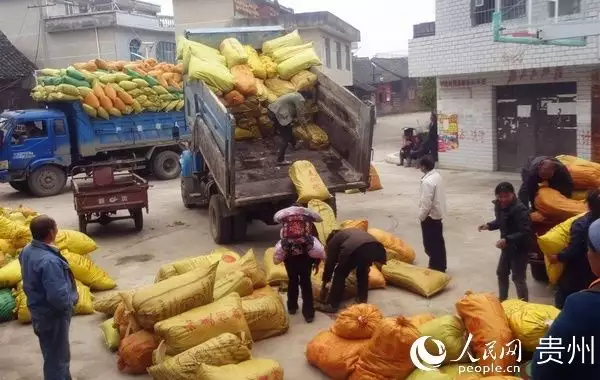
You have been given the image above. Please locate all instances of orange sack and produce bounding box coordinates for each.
[566,164,600,190]
[350,316,420,380]
[113,302,140,339]
[407,312,436,327]
[368,164,383,191]
[306,331,369,380]
[224,90,245,107]
[456,291,515,376]
[534,184,587,221]
[341,219,369,231]
[331,304,384,340]
[117,330,158,374]
[231,65,258,96]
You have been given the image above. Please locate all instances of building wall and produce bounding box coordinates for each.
[44,28,118,68]
[299,29,353,86]
[436,66,593,171]
[173,0,235,35]
[114,29,177,62]
[1,0,45,67]
[409,0,600,77]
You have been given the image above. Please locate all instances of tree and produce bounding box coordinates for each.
[418,77,437,111]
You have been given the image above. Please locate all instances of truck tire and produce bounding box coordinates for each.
[28,166,67,197]
[181,178,195,209]
[152,150,181,180]
[78,215,87,234]
[232,213,248,242]
[530,261,549,283]
[209,194,233,244]
[131,208,144,231]
[9,181,30,194]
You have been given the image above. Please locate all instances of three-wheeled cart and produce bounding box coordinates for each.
[72,164,149,234]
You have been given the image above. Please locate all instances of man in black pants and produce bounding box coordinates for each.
[267,91,307,165]
[315,228,387,313]
[418,155,447,272]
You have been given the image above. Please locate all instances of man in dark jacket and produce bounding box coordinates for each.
[410,113,438,163]
[531,218,600,380]
[549,189,600,309]
[20,215,78,380]
[479,182,531,301]
[315,228,387,313]
[518,156,573,210]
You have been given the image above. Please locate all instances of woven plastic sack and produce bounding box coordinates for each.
[55,229,97,255]
[0,259,21,288]
[197,358,283,380]
[534,184,586,221]
[537,214,583,285]
[567,164,600,190]
[0,239,17,257]
[100,317,120,351]
[382,260,450,297]
[230,65,257,96]
[368,266,386,289]
[264,78,296,98]
[154,248,231,282]
[308,199,338,243]
[117,330,158,374]
[93,290,129,316]
[369,165,383,191]
[306,331,369,380]
[263,29,303,55]
[341,219,369,231]
[235,127,255,141]
[305,123,329,149]
[368,228,416,263]
[331,304,384,339]
[260,55,278,79]
[114,301,141,339]
[272,42,314,63]
[154,293,252,355]
[350,316,421,380]
[0,288,15,321]
[238,249,267,288]
[277,48,322,80]
[0,215,29,241]
[213,271,253,300]
[122,262,217,329]
[219,38,248,68]
[419,315,468,363]
[62,250,116,290]
[148,332,252,380]
[263,248,288,285]
[501,299,559,352]
[171,250,240,281]
[178,37,225,66]
[241,286,289,341]
[290,161,332,204]
[290,69,317,91]
[386,313,436,328]
[188,56,235,93]
[244,45,266,79]
[456,291,515,375]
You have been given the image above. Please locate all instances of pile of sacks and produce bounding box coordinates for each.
[179,30,329,148]
[93,248,285,378]
[0,206,115,323]
[307,293,559,379]
[31,58,185,120]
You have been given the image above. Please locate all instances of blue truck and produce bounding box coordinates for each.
[180,26,375,244]
[0,101,189,197]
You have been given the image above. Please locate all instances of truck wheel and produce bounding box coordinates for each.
[28,166,67,197]
[130,208,144,231]
[530,261,549,283]
[232,213,248,242]
[181,178,196,209]
[209,194,233,244]
[152,150,181,180]
[78,215,87,234]
[9,181,30,194]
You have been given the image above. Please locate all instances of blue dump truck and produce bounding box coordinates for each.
[0,101,188,197]
[180,27,375,244]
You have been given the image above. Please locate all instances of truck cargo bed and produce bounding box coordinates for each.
[234,139,363,205]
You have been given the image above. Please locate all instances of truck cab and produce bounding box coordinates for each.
[0,109,71,196]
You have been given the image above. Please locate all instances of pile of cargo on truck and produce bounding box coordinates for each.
[179,26,375,244]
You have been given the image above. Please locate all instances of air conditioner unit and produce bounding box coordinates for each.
[475,0,485,7]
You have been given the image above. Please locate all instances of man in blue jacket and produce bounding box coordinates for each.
[20,215,78,380]
[531,218,600,380]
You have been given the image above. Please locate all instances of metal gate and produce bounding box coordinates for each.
[496,82,577,172]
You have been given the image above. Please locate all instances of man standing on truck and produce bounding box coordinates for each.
[518,156,573,210]
[267,91,308,165]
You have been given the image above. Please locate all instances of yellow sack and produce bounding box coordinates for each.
[154,247,235,282]
[235,127,256,141]
[238,249,267,288]
[502,299,559,352]
[241,286,289,341]
[219,38,248,68]
[148,333,252,380]
[213,271,253,300]
[305,123,329,149]
[330,303,383,340]
[93,290,127,316]
[263,29,303,55]
[537,213,584,285]
[418,315,468,363]
[97,107,110,120]
[368,164,383,191]
[188,56,235,94]
[122,262,217,329]
[367,265,387,289]
[290,69,318,91]
[277,48,322,80]
[0,215,29,241]
[406,370,452,380]
[82,104,98,118]
[154,293,252,355]
[62,250,116,290]
[178,36,225,65]
[0,239,17,257]
[368,228,416,263]
[289,160,332,204]
[55,229,97,255]
[0,259,21,288]
[197,358,283,380]
[259,55,278,79]
[57,84,80,97]
[341,219,369,231]
[534,184,586,221]
[263,248,288,285]
[382,259,451,297]
[272,42,314,63]
[264,78,296,98]
[244,45,266,79]
[101,317,120,351]
[308,199,338,243]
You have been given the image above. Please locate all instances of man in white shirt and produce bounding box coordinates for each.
[418,155,447,272]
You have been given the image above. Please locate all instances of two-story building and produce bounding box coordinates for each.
[409,0,600,172]
[2,0,177,69]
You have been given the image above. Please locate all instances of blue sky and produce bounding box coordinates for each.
[153,0,436,57]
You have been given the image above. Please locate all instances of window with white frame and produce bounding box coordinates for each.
[472,0,526,26]
[324,38,331,68]
[548,0,581,17]
[335,41,342,70]
[156,41,176,63]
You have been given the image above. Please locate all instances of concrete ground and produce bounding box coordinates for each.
[0,113,554,380]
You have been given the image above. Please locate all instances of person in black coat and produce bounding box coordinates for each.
[410,112,439,163]
[548,189,600,309]
[518,156,573,210]
[479,182,531,301]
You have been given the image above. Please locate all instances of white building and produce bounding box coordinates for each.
[409,0,600,172]
[1,0,176,69]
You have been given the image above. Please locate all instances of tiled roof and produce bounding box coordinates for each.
[0,30,37,83]
[352,56,409,88]
[371,57,408,79]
